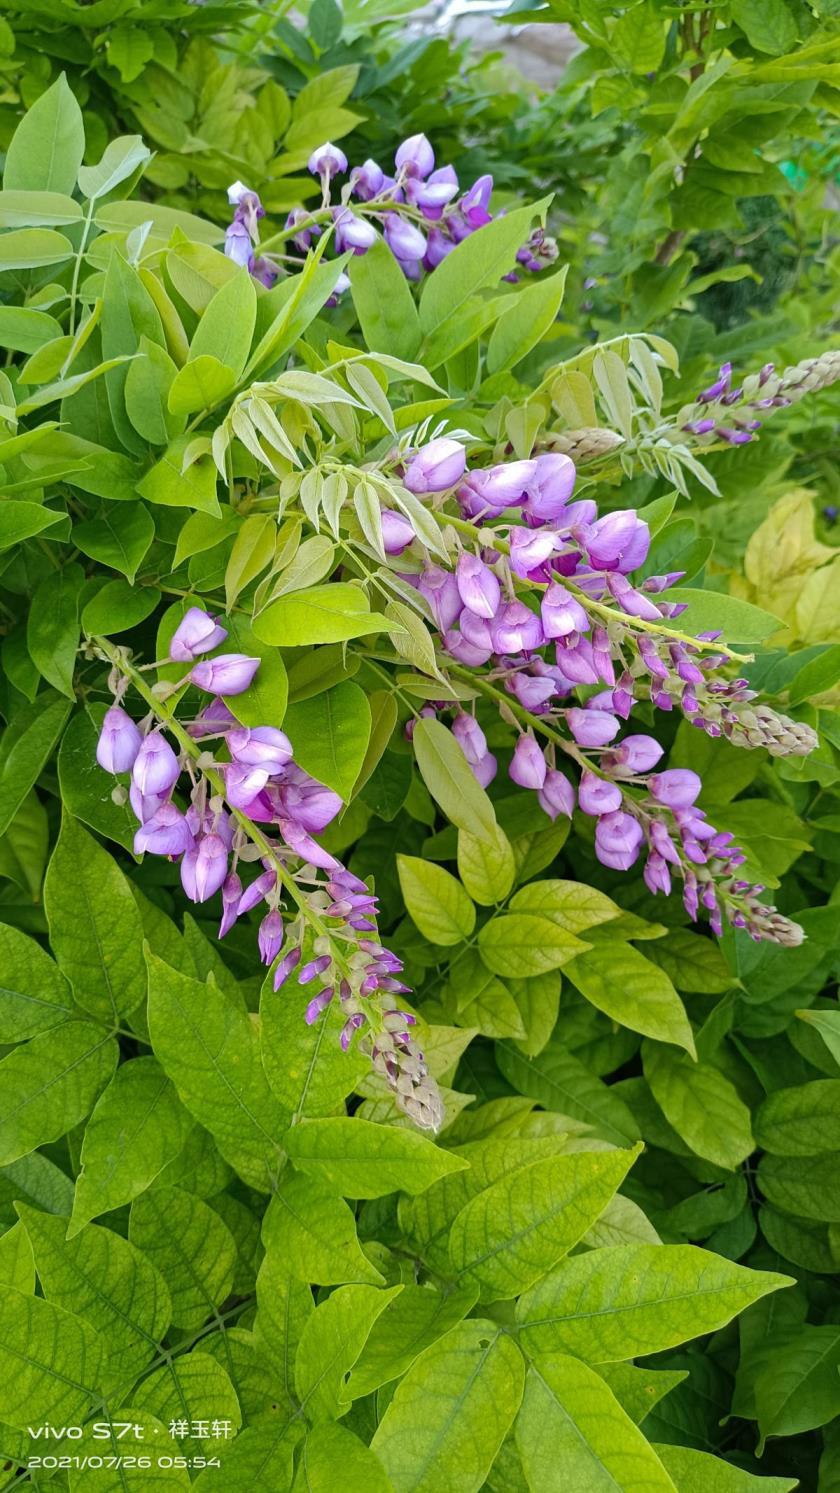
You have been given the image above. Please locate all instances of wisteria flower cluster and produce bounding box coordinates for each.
[224,131,556,297]
[94,613,443,1130]
[383,437,816,948]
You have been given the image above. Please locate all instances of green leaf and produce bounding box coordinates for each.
[486,265,568,375]
[419,198,550,336]
[146,951,288,1191]
[57,705,138,851]
[0,498,65,548]
[294,1423,394,1493]
[371,1320,525,1493]
[167,355,237,416]
[262,1172,384,1287]
[295,1282,401,1421]
[0,922,72,1042]
[731,0,798,54]
[397,854,476,945]
[516,1244,791,1362]
[0,1018,117,1166]
[449,1144,641,1300]
[349,1282,479,1398]
[284,682,371,799]
[81,577,161,635]
[124,336,182,445]
[283,1116,468,1198]
[254,583,400,646]
[757,1152,840,1222]
[754,1079,840,1156]
[0,190,82,227]
[753,1325,840,1444]
[644,928,732,994]
[4,75,85,194]
[45,813,147,1021]
[189,269,257,379]
[479,913,589,978]
[667,589,782,643]
[69,1056,194,1236]
[566,943,695,1056]
[0,1290,104,1431]
[457,822,515,906]
[0,228,74,271]
[222,615,289,732]
[101,250,165,453]
[796,1008,840,1067]
[611,1,667,72]
[129,1185,237,1329]
[77,134,151,199]
[261,968,367,1120]
[412,717,497,844]
[497,1040,640,1146]
[643,1043,754,1169]
[0,1222,34,1294]
[349,238,422,360]
[18,1205,170,1396]
[136,434,221,515]
[516,1354,676,1491]
[652,1444,796,1492]
[26,561,84,698]
[73,502,154,582]
[225,513,275,610]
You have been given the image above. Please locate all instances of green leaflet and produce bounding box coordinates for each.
[129,1185,237,1330]
[517,1244,792,1361]
[448,1144,642,1300]
[3,75,85,194]
[260,965,368,1119]
[26,561,84,699]
[0,1289,105,1431]
[497,1040,641,1146]
[566,943,696,1056]
[371,1320,525,1493]
[294,1282,402,1421]
[262,1172,384,1287]
[397,854,476,945]
[515,1355,677,1492]
[284,682,371,799]
[283,1116,468,1198]
[0,1019,117,1166]
[18,1205,170,1396]
[652,1443,797,1491]
[412,717,498,844]
[294,1422,394,1493]
[69,1055,194,1235]
[0,922,72,1042]
[0,1220,35,1293]
[45,812,148,1021]
[754,1079,840,1156]
[349,1282,480,1398]
[146,951,288,1190]
[643,1042,754,1169]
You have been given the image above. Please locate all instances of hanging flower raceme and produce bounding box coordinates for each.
[94,615,443,1131]
[386,432,815,948]
[221,133,557,298]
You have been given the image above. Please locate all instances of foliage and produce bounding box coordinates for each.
[0,5,837,1492]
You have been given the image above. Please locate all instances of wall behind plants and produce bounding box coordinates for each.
[0,3,838,1490]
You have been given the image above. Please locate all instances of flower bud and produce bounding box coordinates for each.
[541,583,589,639]
[643,853,672,897]
[395,133,434,178]
[526,453,576,520]
[649,769,702,808]
[133,803,193,857]
[181,833,229,902]
[583,510,650,573]
[509,735,547,790]
[274,947,302,991]
[491,600,544,654]
[227,725,293,772]
[538,768,576,820]
[460,174,493,227]
[456,551,501,619]
[417,564,463,628]
[452,712,488,766]
[350,159,384,200]
[509,527,558,578]
[463,460,536,508]
[424,227,455,270]
[258,909,284,966]
[380,509,415,556]
[333,207,377,255]
[224,220,252,269]
[308,141,348,177]
[132,731,180,796]
[238,868,277,915]
[473,752,498,788]
[403,437,466,494]
[224,761,270,808]
[604,734,663,775]
[567,708,620,747]
[384,214,427,263]
[96,706,142,774]
[595,810,644,870]
[578,773,622,816]
[218,872,243,939]
[169,607,228,663]
[189,653,260,696]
